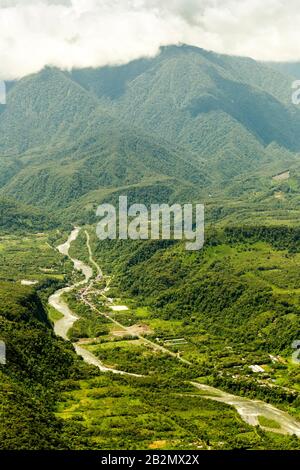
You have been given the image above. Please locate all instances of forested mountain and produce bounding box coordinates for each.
[70,46,300,179]
[1,45,300,451]
[0,45,299,217]
[0,197,58,231]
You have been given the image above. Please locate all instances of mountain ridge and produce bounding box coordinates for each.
[0,44,300,220]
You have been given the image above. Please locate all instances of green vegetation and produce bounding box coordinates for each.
[56,374,300,450]
[0,230,72,282]
[0,280,89,450]
[1,45,300,225]
[76,226,300,418]
[0,233,296,450]
[0,197,59,232]
[1,44,300,450]
[0,231,87,449]
[1,224,299,450]
[258,416,281,430]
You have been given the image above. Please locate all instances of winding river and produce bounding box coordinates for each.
[49,227,92,340]
[48,228,142,376]
[48,228,300,436]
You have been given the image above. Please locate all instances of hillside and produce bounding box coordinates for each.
[1,128,207,209]
[71,46,300,180]
[269,62,300,79]
[84,226,300,353]
[0,197,59,232]
[0,281,81,449]
[73,225,300,411]
[0,45,299,219]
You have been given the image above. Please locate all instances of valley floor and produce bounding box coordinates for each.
[50,227,300,448]
[1,227,300,450]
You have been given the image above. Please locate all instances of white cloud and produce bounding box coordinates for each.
[0,0,300,79]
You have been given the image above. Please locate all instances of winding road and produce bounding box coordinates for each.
[48,228,143,377]
[49,227,300,437]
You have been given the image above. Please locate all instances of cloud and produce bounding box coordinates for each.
[0,0,300,79]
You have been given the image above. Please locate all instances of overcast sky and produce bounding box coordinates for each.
[1,0,300,79]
